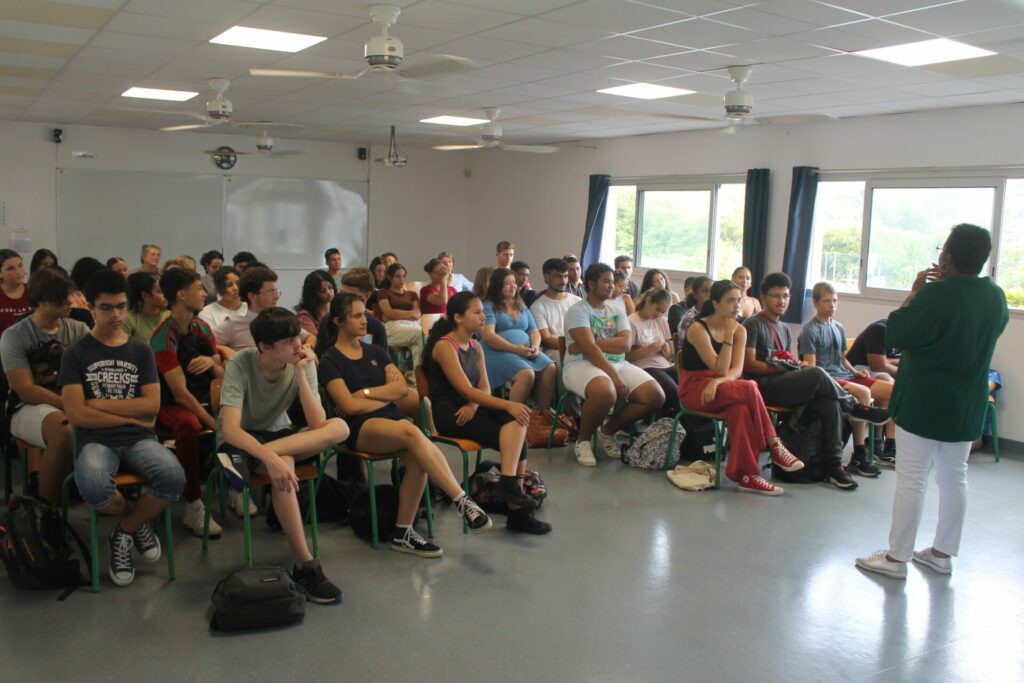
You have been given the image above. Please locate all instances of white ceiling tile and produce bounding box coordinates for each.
[653,71,732,91]
[827,0,963,17]
[741,82,804,99]
[841,65,951,86]
[779,75,859,94]
[512,49,625,72]
[0,52,68,69]
[122,0,261,24]
[941,90,1019,105]
[479,18,612,48]
[629,18,764,49]
[237,4,368,37]
[431,73,518,93]
[303,37,372,60]
[835,18,939,42]
[58,0,127,8]
[427,35,548,62]
[869,97,952,113]
[754,0,869,27]
[724,37,840,62]
[466,62,571,83]
[639,0,742,17]
[787,27,889,52]
[396,0,521,33]
[90,31,197,55]
[73,46,172,67]
[709,7,817,35]
[766,92,853,110]
[60,58,154,79]
[596,60,690,81]
[102,12,229,41]
[642,49,750,71]
[739,63,819,82]
[539,0,688,33]
[538,72,626,91]
[773,54,893,76]
[0,19,95,45]
[950,23,1024,52]
[901,79,999,96]
[445,0,582,14]
[187,43,295,65]
[829,86,917,103]
[891,0,1024,35]
[569,35,690,60]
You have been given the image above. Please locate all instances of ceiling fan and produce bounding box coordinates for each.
[254,130,306,157]
[249,5,479,87]
[433,108,559,154]
[650,65,838,130]
[159,78,302,132]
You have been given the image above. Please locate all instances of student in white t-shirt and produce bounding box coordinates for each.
[627,288,678,417]
[563,263,663,466]
[530,257,582,364]
[198,266,247,330]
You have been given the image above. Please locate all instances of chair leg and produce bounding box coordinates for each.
[869,427,875,463]
[461,451,469,535]
[60,473,75,542]
[713,421,724,489]
[474,450,482,470]
[548,392,566,449]
[90,508,100,593]
[3,443,11,503]
[665,410,684,469]
[243,486,254,569]
[423,480,435,539]
[990,403,999,463]
[308,477,319,559]
[19,448,29,496]
[366,461,379,550]
[163,506,175,581]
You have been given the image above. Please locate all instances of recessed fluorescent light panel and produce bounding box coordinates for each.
[854,38,995,66]
[420,115,489,126]
[209,26,327,53]
[121,87,198,101]
[597,82,696,99]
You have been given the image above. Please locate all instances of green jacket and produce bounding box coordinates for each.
[887,275,1008,442]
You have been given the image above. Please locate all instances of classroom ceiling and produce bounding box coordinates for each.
[2,0,1024,147]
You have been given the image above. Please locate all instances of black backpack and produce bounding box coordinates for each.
[774,407,826,482]
[679,415,717,463]
[0,497,90,598]
[349,484,400,543]
[468,460,547,514]
[208,566,305,632]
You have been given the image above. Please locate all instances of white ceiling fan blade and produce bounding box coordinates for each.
[249,67,369,80]
[400,54,480,80]
[433,144,484,151]
[144,109,210,122]
[644,113,723,122]
[161,122,211,132]
[233,120,304,129]
[499,143,559,154]
[756,113,838,125]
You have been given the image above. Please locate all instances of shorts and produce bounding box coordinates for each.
[853,365,894,380]
[10,403,61,448]
[219,428,314,482]
[836,376,878,388]
[563,360,655,398]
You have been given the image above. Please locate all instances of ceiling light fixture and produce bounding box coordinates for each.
[854,38,995,66]
[121,87,198,101]
[209,26,327,53]
[420,115,489,126]
[596,82,696,100]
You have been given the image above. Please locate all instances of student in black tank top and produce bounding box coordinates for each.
[423,292,552,535]
[678,280,804,496]
[319,294,493,556]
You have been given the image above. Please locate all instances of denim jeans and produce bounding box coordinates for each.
[75,437,186,509]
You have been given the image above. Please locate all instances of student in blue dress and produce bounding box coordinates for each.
[319,293,493,557]
[480,268,558,419]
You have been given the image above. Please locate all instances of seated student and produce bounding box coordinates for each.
[472,266,493,299]
[218,307,348,603]
[614,255,639,300]
[369,256,388,291]
[799,282,894,477]
[216,266,307,352]
[199,250,224,304]
[151,268,225,538]
[419,258,456,315]
[320,293,493,555]
[106,257,128,278]
[437,251,473,293]
[680,280,804,495]
[640,268,680,305]
[0,250,32,347]
[480,268,557,423]
[563,254,585,298]
[611,271,636,315]
[324,248,343,292]
[59,269,185,587]
[846,318,901,464]
[123,271,169,342]
[334,268,387,350]
[70,257,105,328]
[374,263,423,369]
[511,260,538,307]
[137,244,161,274]
[673,276,712,339]
[198,266,247,330]
[232,251,256,273]
[565,263,664,466]
[627,289,679,418]
[425,292,550,534]
[682,276,696,302]
[531,258,582,362]
[1,268,89,504]
[295,270,335,342]
[382,252,398,267]
[733,266,762,319]
[972,369,1002,452]
[743,272,889,491]
[496,241,515,269]
[30,248,58,275]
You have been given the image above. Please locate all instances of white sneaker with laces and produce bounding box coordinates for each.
[229,489,258,517]
[855,550,907,579]
[183,499,221,538]
[913,548,953,575]
[594,428,620,459]
[575,440,597,467]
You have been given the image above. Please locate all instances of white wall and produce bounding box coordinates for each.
[460,104,1024,442]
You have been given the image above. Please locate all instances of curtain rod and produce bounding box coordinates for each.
[815,163,1024,174]
[612,172,747,183]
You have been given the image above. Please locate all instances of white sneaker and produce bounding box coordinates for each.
[182,499,221,539]
[575,440,597,467]
[230,489,258,517]
[594,427,620,459]
[855,550,907,579]
[913,548,953,575]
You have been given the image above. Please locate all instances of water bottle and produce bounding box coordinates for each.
[9,226,30,258]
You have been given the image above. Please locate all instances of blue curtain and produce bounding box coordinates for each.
[581,174,611,268]
[741,168,770,296]
[781,166,819,323]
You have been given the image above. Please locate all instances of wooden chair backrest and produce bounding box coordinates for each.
[557,336,566,363]
[414,365,430,401]
[421,312,442,338]
[210,378,223,417]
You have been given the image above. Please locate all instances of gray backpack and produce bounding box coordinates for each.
[622,418,683,470]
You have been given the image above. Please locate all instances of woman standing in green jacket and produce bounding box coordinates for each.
[857,224,1008,579]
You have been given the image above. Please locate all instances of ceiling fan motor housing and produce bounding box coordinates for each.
[365,34,404,68]
[206,95,233,120]
[724,89,753,116]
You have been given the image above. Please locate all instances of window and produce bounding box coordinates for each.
[638,189,712,271]
[999,179,1024,308]
[713,183,746,279]
[810,181,864,293]
[607,185,636,258]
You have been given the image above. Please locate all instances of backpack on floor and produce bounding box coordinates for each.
[622,417,681,470]
[0,497,90,598]
[265,474,363,530]
[469,460,547,514]
[208,566,305,632]
[349,484,400,543]
[679,415,717,463]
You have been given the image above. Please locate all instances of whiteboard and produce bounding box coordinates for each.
[57,169,224,266]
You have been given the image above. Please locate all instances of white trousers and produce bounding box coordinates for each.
[384,320,424,369]
[888,425,971,562]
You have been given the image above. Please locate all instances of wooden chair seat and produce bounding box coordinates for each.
[766,406,792,414]
[114,473,149,487]
[430,436,484,453]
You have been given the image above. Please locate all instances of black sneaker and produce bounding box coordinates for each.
[130,522,162,562]
[848,404,891,425]
[390,526,443,558]
[507,510,553,535]
[217,452,249,492]
[291,560,342,605]
[488,484,539,511]
[108,527,135,587]
[850,449,882,478]
[454,495,493,534]
[828,466,860,490]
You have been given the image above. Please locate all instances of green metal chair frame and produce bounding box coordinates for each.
[3,438,31,502]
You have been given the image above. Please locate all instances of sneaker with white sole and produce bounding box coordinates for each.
[217,452,249,492]
[575,440,597,467]
[454,495,492,533]
[737,474,784,496]
[390,526,443,558]
[229,489,258,517]
[855,550,907,579]
[182,499,221,539]
[769,440,804,472]
[129,522,161,563]
[108,527,135,586]
[913,548,953,575]
[594,428,620,459]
